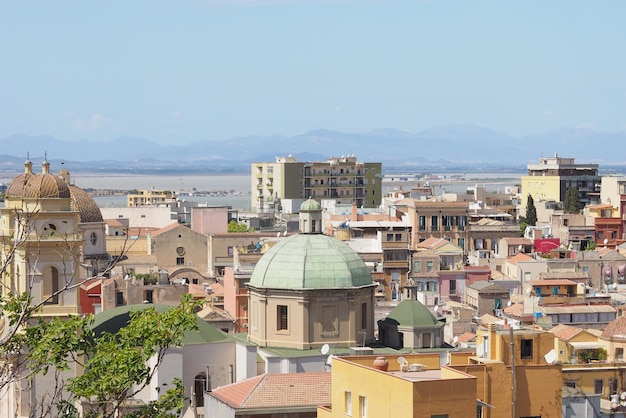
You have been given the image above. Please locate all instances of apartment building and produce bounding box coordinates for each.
[521,154,601,210]
[251,155,382,211]
[127,188,176,207]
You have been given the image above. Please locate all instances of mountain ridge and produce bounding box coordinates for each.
[1,125,624,174]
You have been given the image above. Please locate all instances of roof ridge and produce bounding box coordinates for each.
[241,374,266,407]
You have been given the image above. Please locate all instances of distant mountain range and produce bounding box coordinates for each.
[2,125,625,174]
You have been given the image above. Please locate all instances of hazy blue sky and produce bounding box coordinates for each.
[1,0,625,144]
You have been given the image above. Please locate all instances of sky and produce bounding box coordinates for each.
[1,0,625,145]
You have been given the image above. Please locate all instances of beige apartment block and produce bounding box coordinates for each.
[127,188,176,207]
[251,155,382,211]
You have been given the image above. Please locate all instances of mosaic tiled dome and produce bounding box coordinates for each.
[69,185,104,223]
[6,173,71,199]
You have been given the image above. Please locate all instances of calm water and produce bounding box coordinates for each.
[0,172,522,211]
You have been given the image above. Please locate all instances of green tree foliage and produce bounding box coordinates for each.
[525,194,537,226]
[564,186,580,213]
[9,296,200,418]
[228,220,254,232]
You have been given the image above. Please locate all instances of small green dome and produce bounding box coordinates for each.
[299,198,321,212]
[249,234,372,289]
[387,300,442,328]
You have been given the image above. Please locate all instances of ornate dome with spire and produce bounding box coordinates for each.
[6,158,70,199]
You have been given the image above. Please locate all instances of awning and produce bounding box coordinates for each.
[477,399,494,408]
[569,341,603,350]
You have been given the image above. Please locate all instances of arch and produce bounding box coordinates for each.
[193,372,210,407]
[43,266,59,304]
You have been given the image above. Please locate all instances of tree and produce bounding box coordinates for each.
[228,220,254,232]
[525,194,537,226]
[564,186,580,213]
[14,296,200,418]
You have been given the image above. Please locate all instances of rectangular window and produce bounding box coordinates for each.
[277,305,288,331]
[395,233,402,242]
[521,339,533,359]
[609,378,618,395]
[426,261,434,272]
[361,303,367,330]
[228,246,234,255]
[345,391,352,416]
[449,280,457,294]
[413,261,421,273]
[565,380,576,388]
[359,396,366,418]
[116,291,124,307]
[387,233,393,242]
[144,290,154,304]
[176,257,185,265]
[594,379,603,394]
[616,348,624,360]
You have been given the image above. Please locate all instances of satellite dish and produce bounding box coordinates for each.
[326,354,335,366]
[544,349,557,364]
[320,344,330,356]
[620,391,626,400]
[433,305,439,312]
[283,230,287,236]
[453,336,459,344]
[276,232,280,237]
[507,300,513,307]
[525,287,532,295]
[604,238,609,245]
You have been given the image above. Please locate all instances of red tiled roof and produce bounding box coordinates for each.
[457,332,476,343]
[507,253,533,265]
[528,279,577,286]
[504,302,524,317]
[151,222,182,237]
[548,324,583,341]
[105,218,124,227]
[209,373,331,409]
[417,237,448,249]
[503,238,533,246]
[601,315,626,340]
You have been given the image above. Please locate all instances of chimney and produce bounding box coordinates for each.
[351,202,358,222]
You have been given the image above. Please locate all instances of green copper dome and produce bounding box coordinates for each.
[299,198,321,212]
[387,299,443,328]
[249,234,373,289]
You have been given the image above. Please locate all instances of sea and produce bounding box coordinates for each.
[0,171,524,211]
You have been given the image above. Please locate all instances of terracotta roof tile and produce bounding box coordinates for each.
[209,373,331,409]
[601,315,626,340]
[548,324,583,341]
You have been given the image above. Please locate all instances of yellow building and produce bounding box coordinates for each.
[317,354,479,418]
[521,154,600,210]
[468,324,563,417]
[127,188,176,207]
[548,324,604,364]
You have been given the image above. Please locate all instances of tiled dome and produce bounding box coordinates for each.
[69,185,104,223]
[6,173,71,199]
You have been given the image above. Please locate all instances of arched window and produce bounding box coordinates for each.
[194,373,210,407]
[43,266,59,304]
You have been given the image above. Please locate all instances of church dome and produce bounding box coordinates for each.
[69,185,104,223]
[299,198,321,212]
[249,234,372,289]
[387,299,442,328]
[6,173,71,199]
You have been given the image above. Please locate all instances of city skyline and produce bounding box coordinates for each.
[2,1,626,145]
